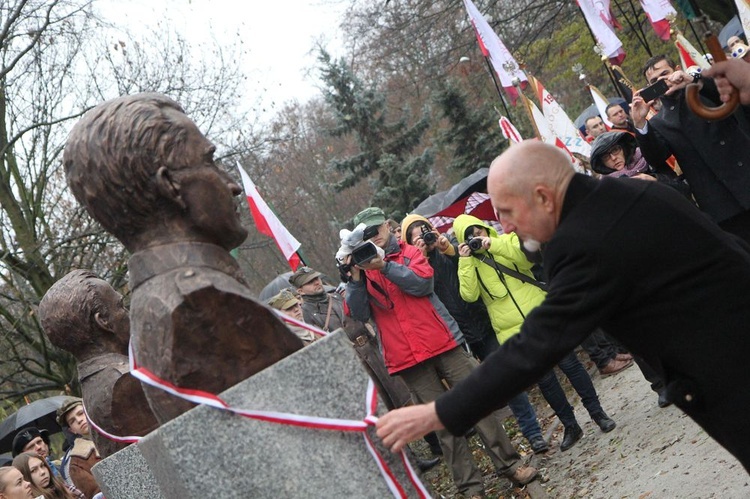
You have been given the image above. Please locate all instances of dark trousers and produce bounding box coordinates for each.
[581,328,621,369]
[537,351,604,428]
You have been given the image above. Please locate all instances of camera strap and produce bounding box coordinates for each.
[477,254,548,291]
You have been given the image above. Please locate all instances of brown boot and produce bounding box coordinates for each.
[508,465,538,486]
[599,358,634,377]
[615,353,633,361]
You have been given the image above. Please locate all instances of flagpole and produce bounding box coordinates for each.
[482,56,513,118]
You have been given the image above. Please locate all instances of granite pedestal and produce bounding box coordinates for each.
[92,331,423,498]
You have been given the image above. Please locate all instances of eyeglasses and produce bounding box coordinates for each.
[603,145,623,159]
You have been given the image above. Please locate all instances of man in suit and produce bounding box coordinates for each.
[376,141,750,474]
[632,54,750,244]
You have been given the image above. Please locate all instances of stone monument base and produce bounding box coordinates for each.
[92,331,423,498]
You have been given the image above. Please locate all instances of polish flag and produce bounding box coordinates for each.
[639,0,676,41]
[237,164,302,270]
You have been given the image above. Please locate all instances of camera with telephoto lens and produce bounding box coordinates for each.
[420,225,437,245]
[466,235,484,253]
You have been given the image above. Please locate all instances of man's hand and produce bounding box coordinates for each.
[356,255,386,272]
[376,402,445,453]
[436,234,451,252]
[345,255,361,282]
[632,173,656,181]
[630,93,650,129]
[703,60,750,105]
[413,236,429,257]
[664,70,693,96]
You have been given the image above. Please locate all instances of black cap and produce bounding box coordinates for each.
[12,427,50,457]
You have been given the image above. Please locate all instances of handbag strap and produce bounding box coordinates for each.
[477,253,548,291]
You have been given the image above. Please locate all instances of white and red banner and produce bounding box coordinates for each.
[589,84,614,127]
[577,0,626,64]
[527,74,591,158]
[498,116,523,143]
[237,164,302,270]
[675,33,710,70]
[639,0,676,41]
[462,0,527,104]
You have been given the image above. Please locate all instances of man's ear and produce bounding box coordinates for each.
[94,311,114,334]
[155,166,187,210]
[534,185,556,213]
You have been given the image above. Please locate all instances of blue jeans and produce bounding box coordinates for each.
[537,351,604,428]
[507,391,543,441]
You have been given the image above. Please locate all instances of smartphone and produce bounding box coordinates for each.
[639,79,669,102]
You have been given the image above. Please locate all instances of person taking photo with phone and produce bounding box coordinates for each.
[632,54,750,244]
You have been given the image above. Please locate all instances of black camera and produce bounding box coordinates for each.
[351,241,379,266]
[466,236,484,253]
[420,225,437,245]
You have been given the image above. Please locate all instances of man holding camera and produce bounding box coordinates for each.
[632,54,750,244]
[345,207,537,496]
[453,214,616,452]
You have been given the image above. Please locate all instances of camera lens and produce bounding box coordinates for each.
[467,237,483,252]
[422,231,437,245]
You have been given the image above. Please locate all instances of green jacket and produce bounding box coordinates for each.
[453,214,545,344]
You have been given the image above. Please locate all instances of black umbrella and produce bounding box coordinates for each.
[0,395,72,453]
[413,168,489,217]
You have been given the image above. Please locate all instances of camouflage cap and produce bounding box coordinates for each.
[267,288,300,310]
[289,266,322,288]
[353,207,386,227]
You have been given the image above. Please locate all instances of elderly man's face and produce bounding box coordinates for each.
[491,188,556,250]
[166,109,248,251]
[368,222,391,250]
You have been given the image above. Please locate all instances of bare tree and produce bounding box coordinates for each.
[0,0,256,401]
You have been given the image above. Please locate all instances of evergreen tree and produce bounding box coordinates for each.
[434,81,508,177]
[318,49,434,221]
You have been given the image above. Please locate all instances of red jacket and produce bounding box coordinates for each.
[346,240,460,374]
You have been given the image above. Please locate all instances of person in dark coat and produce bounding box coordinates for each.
[375,141,750,475]
[632,54,750,244]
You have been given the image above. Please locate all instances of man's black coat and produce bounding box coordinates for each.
[436,174,750,471]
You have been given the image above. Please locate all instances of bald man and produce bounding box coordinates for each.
[377,141,750,473]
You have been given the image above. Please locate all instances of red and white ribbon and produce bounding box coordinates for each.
[88,324,428,498]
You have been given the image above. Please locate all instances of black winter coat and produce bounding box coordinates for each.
[435,174,750,472]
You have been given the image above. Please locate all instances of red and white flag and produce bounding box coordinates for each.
[237,165,302,270]
[577,0,626,64]
[675,33,710,70]
[498,116,523,143]
[462,0,527,104]
[639,0,676,41]
[527,74,591,158]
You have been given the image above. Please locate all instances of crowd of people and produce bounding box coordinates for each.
[5,42,750,498]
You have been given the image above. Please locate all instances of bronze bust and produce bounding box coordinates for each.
[39,270,159,457]
[63,94,303,423]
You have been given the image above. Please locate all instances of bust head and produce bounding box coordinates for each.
[39,269,129,359]
[63,93,247,252]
